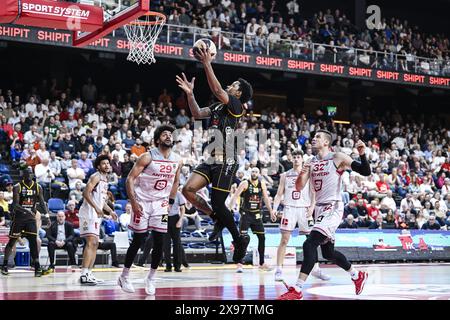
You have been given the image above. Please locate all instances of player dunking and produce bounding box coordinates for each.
[176,47,253,263]
[79,155,117,285]
[229,167,272,272]
[271,150,330,282]
[278,130,370,300]
[118,125,182,295]
[1,167,50,277]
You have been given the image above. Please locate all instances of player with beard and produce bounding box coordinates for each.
[118,125,182,296]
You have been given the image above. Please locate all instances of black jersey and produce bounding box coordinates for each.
[241,179,262,213]
[16,180,39,214]
[206,94,244,159]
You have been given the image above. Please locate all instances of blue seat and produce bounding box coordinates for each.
[0,164,9,174]
[205,241,219,249]
[191,230,206,238]
[115,209,124,216]
[180,231,190,238]
[48,198,65,213]
[114,204,123,211]
[116,200,128,211]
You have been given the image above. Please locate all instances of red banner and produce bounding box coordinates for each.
[0,0,103,31]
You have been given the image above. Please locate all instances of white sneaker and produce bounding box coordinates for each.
[236,263,243,273]
[311,268,331,281]
[118,275,135,293]
[274,270,283,281]
[80,274,97,286]
[144,278,156,295]
[259,263,273,272]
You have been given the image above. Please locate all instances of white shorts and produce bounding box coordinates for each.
[79,216,102,238]
[280,206,312,235]
[312,201,344,242]
[128,199,169,233]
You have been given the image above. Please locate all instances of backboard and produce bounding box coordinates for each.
[72,0,149,47]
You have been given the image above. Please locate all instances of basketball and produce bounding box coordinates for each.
[193,38,217,60]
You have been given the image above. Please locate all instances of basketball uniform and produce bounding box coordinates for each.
[310,152,344,242]
[128,148,181,233]
[9,181,40,238]
[79,172,108,237]
[280,169,313,235]
[193,95,244,192]
[239,179,265,235]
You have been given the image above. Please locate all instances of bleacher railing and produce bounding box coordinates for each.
[115,23,450,77]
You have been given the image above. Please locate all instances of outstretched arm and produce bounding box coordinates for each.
[336,140,371,176]
[176,73,211,119]
[195,47,229,104]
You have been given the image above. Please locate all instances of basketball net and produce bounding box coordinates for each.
[123,12,166,65]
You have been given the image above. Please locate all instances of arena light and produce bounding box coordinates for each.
[333,120,351,124]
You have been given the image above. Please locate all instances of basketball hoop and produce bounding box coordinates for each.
[123,11,166,65]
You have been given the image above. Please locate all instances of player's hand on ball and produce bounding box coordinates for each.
[176,73,195,95]
[131,201,143,217]
[355,140,366,156]
[195,47,213,64]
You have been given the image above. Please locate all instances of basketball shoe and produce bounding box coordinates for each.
[352,271,368,295]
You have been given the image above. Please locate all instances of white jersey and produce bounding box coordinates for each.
[134,148,181,202]
[310,152,343,204]
[79,172,108,219]
[283,168,312,207]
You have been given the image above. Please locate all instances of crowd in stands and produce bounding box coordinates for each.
[0,77,449,237]
[146,0,450,75]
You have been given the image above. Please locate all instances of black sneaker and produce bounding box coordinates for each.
[164,268,172,272]
[34,268,43,277]
[134,262,145,267]
[80,274,97,286]
[112,262,121,268]
[174,267,182,272]
[208,220,225,241]
[41,265,55,275]
[232,234,250,263]
[1,266,8,276]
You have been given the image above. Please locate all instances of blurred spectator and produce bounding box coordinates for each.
[67,159,86,190]
[421,215,442,230]
[46,211,77,269]
[369,214,384,229]
[339,214,358,228]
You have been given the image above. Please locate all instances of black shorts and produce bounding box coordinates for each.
[193,161,238,192]
[239,211,265,234]
[9,214,37,238]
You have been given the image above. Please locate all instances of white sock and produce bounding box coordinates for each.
[121,267,130,277]
[312,263,320,272]
[147,268,157,280]
[276,266,282,273]
[81,268,89,276]
[295,279,305,291]
[348,267,358,280]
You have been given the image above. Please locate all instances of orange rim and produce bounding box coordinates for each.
[129,11,166,26]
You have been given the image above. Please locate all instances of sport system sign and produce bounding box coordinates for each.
[0,24,449,89]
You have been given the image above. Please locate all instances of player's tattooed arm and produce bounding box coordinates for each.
[196,47,229,104]
[176,73,211,119]
[191,192,213,215]
[126,153,151,216]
